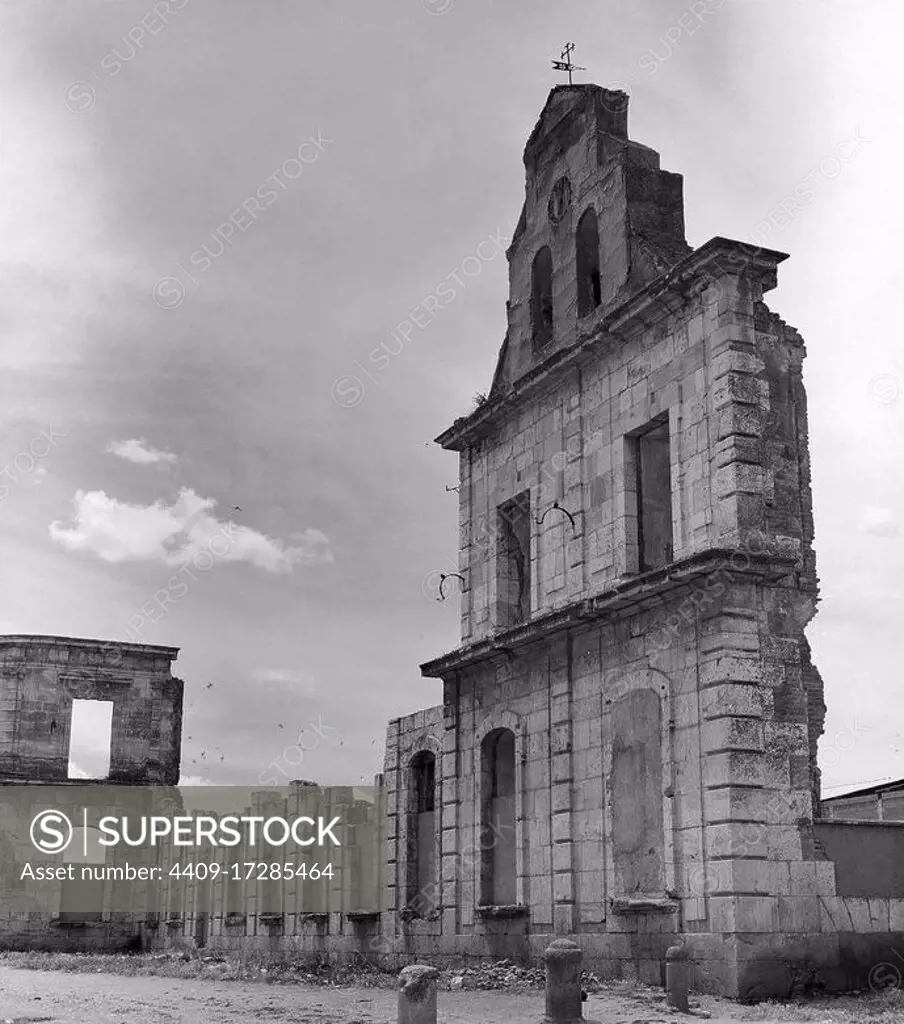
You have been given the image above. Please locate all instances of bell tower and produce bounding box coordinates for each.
[494,85,692,394]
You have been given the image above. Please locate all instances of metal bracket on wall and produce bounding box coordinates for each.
[437,572,465,601]
[535,500,577,530]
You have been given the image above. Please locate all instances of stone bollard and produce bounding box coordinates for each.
[398,964,439,1024]
[544,938,584,1022]
[665,943,690,1013]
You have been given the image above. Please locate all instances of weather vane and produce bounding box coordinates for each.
[552,42,585,86]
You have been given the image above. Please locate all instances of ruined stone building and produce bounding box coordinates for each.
[0,636,183,786]
[0,635,183,948]
[3,85,903,1002]
[0,635,382,956]
[376,84,904,998]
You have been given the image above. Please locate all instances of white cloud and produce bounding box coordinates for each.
[106,438,177,465]
[250,668,320,695]
[178,775,216,787]
[857,504,899,537]
[49,487,333,572]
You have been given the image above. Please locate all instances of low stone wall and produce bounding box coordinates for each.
[815,821,904,897]
[0,912,142,952]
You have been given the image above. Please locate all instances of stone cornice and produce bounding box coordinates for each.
[420,548,800,679]
[0,634,180,660]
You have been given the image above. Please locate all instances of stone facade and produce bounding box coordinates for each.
[163,783,387,957]
[0,635,183,951]
[0,635,183,785]
[373,85,902,998]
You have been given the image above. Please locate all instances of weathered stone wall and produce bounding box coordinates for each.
[150,783,386,957]
[381,570,834,990]
[392,83,857,999]
[456,276,820,649]
[0,913,144,952]
[500,85,690,390]
[0,635,184,953]
[0,635,183,785]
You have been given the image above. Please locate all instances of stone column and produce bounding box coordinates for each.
[398,964,439,1024]
[665,943,689,1013]
[544,938,583,1022]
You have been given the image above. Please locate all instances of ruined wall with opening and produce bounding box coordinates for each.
[0,635,184,952]
[0,635,183,785]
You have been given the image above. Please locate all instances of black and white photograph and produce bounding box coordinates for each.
[1,1,902,1021]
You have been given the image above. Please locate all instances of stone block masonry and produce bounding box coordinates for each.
[0,635,183,785]
[0,634,184,952]
[372,84,901,1000]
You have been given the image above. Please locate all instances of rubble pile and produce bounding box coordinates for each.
[441,960,604,992]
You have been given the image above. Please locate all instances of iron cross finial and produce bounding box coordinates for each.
[551,41,586,86]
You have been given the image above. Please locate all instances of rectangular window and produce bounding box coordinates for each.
[408,754,437,913]
[496,491,532,628]
[68,700,114,780]
[634,418,673,571]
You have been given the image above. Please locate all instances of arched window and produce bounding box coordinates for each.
[480,729,516,905]
[576,207,602,317]
[531,247,554,347]
[407,751,437,914]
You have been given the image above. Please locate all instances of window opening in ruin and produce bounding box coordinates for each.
[408,751,437,914]
[414,751,435,813]
[531,246,554,347]
[67,699,114,779]
[634,418,673,571]
[480,729,516,905]
[576,207,602,316]
[496,492,532,628]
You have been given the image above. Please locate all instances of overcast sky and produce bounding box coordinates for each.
[1,0,901,793]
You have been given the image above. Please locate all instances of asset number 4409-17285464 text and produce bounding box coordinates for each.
[168,862,335,881]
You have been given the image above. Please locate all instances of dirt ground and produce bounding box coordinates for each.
[0,961,902,1024]
[0,965,738,1023]
[1,962,895,1024]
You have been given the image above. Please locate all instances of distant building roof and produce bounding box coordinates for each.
[822,777,904,802]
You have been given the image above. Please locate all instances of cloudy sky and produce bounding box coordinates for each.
[1,0,901,793]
